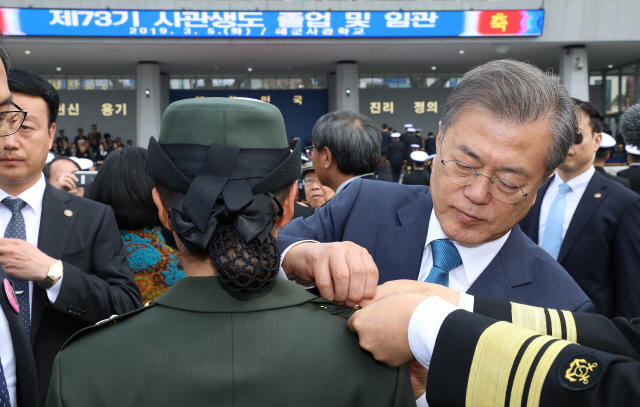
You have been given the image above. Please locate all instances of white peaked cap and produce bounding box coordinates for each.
[626,144,640,155]
[410,151,429,162]
[46,152,55,164]
[600,132,616,148]
[407,127,416,132]
[404,124,413,128]
[70,157,94,170]
[410,144,420,148]
[426,154,437,162]
[391,132,401,138]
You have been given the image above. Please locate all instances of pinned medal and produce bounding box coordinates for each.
[64,209,73,217]
[594,193,602,199]
[3,278,19,313]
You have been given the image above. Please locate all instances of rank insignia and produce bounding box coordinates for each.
[559,353,603,391]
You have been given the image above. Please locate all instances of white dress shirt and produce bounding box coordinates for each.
[0,174,63,407]
[417,210,510,310]
[538,166,595,246]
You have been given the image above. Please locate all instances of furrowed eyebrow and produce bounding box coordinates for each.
[459,145,482,162]
[0,95,12,109]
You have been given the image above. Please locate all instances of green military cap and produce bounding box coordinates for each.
[158,97,289,149]
[145,97,301,255]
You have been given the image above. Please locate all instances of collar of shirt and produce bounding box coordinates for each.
[551,165,595,198]
[422,210,511,289]
[335,173,374,195]
[0,174,46,219]
[630,163,640,167]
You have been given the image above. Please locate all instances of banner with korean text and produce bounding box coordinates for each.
[0,9,544,38]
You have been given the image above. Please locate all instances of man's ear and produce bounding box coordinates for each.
[152,187,173,231]
[47,122,56,150]
[271,182,297,238]
[321,147,333,170]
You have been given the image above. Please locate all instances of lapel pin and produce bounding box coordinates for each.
[4,279,19,313]
[64,209,73,217]
[594,193,602,199]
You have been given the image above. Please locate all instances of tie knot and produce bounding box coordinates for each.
[2,197,27,214]
[558,183,571,195]
[430,239,462,272]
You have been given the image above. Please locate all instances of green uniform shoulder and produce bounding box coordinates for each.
[309,297,357,319]
[59,301,158,351]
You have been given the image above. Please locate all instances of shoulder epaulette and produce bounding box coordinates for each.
[59,301,157,351]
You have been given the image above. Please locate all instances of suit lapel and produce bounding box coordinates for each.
[31,184,77,344]
[374,193,432,283]
[467,225,530,304]
[557,171,607,263]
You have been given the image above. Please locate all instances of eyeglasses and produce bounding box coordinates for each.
[574,130,584,145]
[304,146,316,158]
[440,158,543,204]
[265,192,284,222]
[0,102,27,137]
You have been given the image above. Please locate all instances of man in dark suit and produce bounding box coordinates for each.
[424,132,437,155]
[4,69,141,405]
[349,280,640,407]
[618,144,640,194]
[0,33,38,407]
[520,99,640,319]
[387,132,406,182]
[403,151,431,186]
[593,132,631,188]
[307,110,379,194]
[278,60,594,313]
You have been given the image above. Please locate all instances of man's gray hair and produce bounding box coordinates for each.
[441,59,577,176]
[312,110,381,175]
[0,31,10,72]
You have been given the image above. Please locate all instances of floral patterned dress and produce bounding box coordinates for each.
[120,228,185,304]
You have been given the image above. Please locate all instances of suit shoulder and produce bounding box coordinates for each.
[602,176,639,202]
[58,303,155,353]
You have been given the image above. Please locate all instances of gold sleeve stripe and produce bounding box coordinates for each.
[508,335,555,407]
[526,340,571,407]
[511,302,547,336]
[561,310,577,343]
[466,322,537,407]
[547,309,563,339]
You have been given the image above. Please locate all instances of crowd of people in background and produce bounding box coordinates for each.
[48,125,133,166]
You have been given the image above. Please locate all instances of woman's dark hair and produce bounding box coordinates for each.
[88,147,160,230]
[155,181,290,294]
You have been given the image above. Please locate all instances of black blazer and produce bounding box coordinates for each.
[617,165,640,195]
[32,184,142,405]
[0,267,37,407]
[594,166,631,189]
[520,171,640,319]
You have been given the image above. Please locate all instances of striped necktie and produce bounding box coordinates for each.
[425,239,462,287]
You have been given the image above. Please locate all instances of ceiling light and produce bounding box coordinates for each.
[607,64,614,69]
[24,50,31,55]
[459,50,465,54]
[247,67,253,72]
[431,66,437,71]
[56,67,62,71]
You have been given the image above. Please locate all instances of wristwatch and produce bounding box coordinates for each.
[38,260,63,289]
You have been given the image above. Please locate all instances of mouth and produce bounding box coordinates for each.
[456,208,483,224]
[0,158,22,164]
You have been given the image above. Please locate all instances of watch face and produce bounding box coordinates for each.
[50,266,63,279]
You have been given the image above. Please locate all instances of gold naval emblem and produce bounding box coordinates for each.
[64,210,73,217]
[565,358,598,384]
[594,193,602,199]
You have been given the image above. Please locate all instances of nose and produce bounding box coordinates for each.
[463,174,492,205]
[2,133,19,151]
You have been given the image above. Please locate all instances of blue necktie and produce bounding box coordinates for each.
[3,198,30,338]
[0,355,11,407]
[425,239,462,287]
[541,183,571,260]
